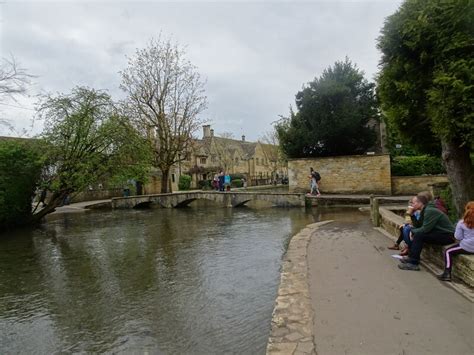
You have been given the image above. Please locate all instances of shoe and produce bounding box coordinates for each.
[388,243,399,250]
[398,263,420,271]
[437,269,452,281]
[399,256,417,264]
[399,247,409,256]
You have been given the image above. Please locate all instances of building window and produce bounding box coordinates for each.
[235,157,239,164]
[200,157,207,165]
[172,174,175,183]
[256,158,259,165]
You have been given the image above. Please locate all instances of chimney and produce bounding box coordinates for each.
[210,129,214,137]
[242,135,245,142]
[202,125,211,138]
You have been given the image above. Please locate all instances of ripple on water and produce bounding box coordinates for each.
[0,206,363,353]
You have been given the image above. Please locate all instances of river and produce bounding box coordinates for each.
[0,203,356,354]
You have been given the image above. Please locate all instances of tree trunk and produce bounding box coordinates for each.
[30,190,67,223]
[161,168,171,193]
[441,139,474,217]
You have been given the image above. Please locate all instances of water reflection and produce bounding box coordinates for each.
[0,206,363,353]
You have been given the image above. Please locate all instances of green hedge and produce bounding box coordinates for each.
[198,179,212,190]
[0,140,43,229]
[231,179,243,188]
[178,174,192,190]
[230,173,245,180]
[391,155,445,176]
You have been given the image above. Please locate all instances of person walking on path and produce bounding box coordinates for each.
[437,201,474,281]
[308,167,321,196]
[398,192,455,271]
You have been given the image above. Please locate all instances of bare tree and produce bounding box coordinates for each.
[0,56,35,128]
[260,129,286,180]
[120,36,207,193]
[213,132,236,173]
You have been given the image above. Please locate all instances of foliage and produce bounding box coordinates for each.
[34,86,152,220]
[232,179,243,188]
[377,0,474,213]
[120,35,208,193]
[178,174,192,190]
[198,179,212,190]
[0,139,43,229]
[377,0,473,153]
[439,186,458,222]
[391,156,445,176]
[276,58,378,158]
[229,173,245,180]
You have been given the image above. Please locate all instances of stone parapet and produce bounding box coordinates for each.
[391,175,449,195]
[266,222,334,355]
[288,155,391,195]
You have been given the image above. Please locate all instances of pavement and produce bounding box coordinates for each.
[307,214,473,355]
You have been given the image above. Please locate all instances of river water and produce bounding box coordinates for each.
[0,203,358,354]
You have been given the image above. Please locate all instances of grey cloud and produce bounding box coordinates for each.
[1,0,402,139]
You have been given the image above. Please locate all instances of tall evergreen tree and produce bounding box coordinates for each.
[377,0,474,214]
[276,58,378,158]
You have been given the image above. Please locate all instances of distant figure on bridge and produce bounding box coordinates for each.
[213,174,219,191]
[218,171,225,191]
[224,173,231,191]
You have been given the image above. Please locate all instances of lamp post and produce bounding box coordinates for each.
[178,153,181,178]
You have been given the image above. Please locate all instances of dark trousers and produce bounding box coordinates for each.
[444,244,474,270]
[409,232,454,264]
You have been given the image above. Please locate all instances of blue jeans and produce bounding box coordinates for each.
[402,224,413,248]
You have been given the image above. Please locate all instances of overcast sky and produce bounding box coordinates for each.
[0,0,402,141]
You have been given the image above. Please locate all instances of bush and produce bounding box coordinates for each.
[232,179,243,188]
[198,179,212,190]
[0,140,43,229]
[438,186,458,223]
[230,173,245,180]
[391,155,445,176]
[178,174,192,190]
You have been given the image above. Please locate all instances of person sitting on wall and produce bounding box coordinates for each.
[398,192,455,271]
[388,196,421,256]
[437,201,474,281]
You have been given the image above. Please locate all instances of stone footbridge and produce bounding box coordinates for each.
[111,191,306,209]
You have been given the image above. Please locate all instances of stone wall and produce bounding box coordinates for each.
[288,154,391,194]
[391,175,448,195]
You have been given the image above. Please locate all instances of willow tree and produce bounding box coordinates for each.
[120,37,208,193]
[377,0,473,215]
[34,86,151,221]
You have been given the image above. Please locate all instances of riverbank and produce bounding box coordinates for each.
[267,212,473,355]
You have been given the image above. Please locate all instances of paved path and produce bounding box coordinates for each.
[47,199,111,214]
[307,214,473,355]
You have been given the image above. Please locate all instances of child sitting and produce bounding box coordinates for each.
[437,201,474,281]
